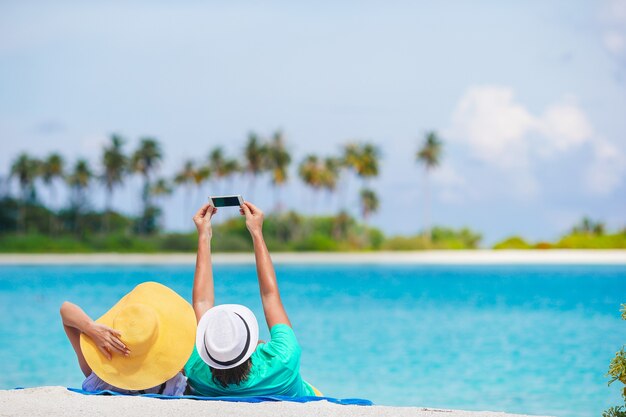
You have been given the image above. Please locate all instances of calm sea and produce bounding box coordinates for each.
[0,264,624,416]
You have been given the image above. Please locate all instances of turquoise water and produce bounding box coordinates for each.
[0,264,624,416]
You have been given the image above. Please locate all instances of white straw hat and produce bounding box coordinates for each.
[196,304,259,370]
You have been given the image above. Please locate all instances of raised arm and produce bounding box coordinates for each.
[240,201,291,329]
[192,203,218,322]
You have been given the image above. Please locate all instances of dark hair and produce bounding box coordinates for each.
[209,358,252,388]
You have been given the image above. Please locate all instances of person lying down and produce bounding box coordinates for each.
[60,200,321,397]
[60,281,195,395]
[184,201,322,396]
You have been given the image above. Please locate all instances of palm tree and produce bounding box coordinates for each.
[338,143,359,209]
[101,135,127,232]
[244,132,267,200]
[208,147,227,195]
[10,153,41,232]
[267,130,291,211]
[223,158,241,190]
[41,153,65,234]
[150,178,172,198]
[67,159,92,207]
[342,143,360,171]
[355,143,379,182]
[572,217,605,235]
[67,159,93,233]
[341,142,380,216]
[359,188,379,222]
[42,153,64,204]
[131,138,162,233]
[298,155,323,213]
[174,160,197,226]
[298,155,322,187]
[150,178,173,230]
[10,153,40,202]
[416,131,443,240]
[193,165,211,207]
[321,157,341,208]
[332,210,352,241]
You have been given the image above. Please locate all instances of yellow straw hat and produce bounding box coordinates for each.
[80,282,196,390]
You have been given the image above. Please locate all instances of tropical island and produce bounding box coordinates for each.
[1,132,624,253]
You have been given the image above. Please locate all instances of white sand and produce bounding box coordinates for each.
[0,387,553,417]
[0,250,624,265]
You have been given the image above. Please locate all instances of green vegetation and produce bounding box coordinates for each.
[382,227,481,250]
[1,195,623,252]
[0,198,479,252]
[493,217,626,250]
[493,236,532,250]
[604,305,626,417]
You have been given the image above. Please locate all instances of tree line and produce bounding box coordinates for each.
[4,130,443,235]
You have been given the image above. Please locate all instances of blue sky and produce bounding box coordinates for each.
[1,0,625,244]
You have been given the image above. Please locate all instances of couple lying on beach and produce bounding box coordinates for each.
[60,201,321,397]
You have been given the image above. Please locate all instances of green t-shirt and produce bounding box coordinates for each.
[184,324,315,397]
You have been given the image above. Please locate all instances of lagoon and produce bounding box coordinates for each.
[0,264,624,417]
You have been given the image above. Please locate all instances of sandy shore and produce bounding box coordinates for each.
[0,387,553,417]
[0,250,624,265]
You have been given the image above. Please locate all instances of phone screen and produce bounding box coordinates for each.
[211,196,241,207]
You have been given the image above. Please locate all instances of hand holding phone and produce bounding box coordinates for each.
[208,195,244,207]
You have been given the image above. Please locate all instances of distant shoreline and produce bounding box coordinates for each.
[0,250,625,265]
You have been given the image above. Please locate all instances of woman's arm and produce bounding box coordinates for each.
[240,201,291,329]
[60,301,129,377]
[192,203,218,322]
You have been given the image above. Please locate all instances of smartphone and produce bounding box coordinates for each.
[208,195,244,207]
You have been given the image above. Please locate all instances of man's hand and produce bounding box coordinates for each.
[240,201,264,237]
[193,203,217,239]
[85,322,130,360]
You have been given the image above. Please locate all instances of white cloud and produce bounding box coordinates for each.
[584,138,626,195]
[448,86,536,169]
[537,99,593,151]
[446,85,625,197]
[447,86,594,167]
